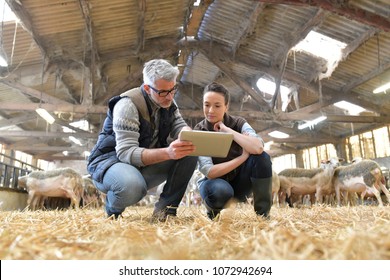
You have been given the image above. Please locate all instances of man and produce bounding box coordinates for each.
[87,59,197,221]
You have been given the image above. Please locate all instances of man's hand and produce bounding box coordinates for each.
[180,125,192,132]
[167,138,196,159]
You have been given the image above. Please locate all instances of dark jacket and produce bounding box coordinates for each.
[87,87,177,182]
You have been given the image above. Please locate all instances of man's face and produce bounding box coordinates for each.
[144,79,177,108]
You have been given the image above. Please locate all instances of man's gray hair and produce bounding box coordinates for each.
[143,59,179,86]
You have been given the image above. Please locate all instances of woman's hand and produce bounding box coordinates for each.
[214,121,231,133]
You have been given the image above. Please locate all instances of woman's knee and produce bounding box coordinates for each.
[249,153,272,177]
[202,179,234,201]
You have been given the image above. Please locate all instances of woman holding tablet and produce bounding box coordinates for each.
[194,82,273,220]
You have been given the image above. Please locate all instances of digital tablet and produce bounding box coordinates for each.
[179,130,234,157]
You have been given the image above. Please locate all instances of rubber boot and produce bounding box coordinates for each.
[105,204,122,220]
[251,177,273,218]
[203,201,221,221]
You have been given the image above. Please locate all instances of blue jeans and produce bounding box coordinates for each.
[199,152,272,210]
[93,156,198,215]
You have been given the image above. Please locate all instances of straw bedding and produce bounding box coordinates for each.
[0,203,389,260]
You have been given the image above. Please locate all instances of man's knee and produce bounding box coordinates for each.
[116,181,147,206]
[181,155,198,168]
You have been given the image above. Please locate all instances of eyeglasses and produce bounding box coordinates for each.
[148,84,178,97]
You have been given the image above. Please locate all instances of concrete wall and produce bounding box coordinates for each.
[0,188,27,211]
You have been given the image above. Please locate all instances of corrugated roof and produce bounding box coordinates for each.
[0,0,389,160]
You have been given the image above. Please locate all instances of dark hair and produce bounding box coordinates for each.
[203,82,230,106]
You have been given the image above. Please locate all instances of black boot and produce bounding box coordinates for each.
[203,201,221,221]
[105,204,122,220]
[251,177,272,218]
[150,207,177,223]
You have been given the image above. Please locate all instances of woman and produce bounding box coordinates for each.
[194,82,273,219]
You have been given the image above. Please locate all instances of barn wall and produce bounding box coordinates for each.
[0,188,27,211]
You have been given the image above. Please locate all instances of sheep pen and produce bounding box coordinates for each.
[0,203,389,260]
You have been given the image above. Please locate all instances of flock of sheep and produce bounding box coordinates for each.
[273,158,390,207]
[16,157,390,211]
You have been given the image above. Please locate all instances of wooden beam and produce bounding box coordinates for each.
[270,9,325,110]
[8,145,86,152]
[198,46,271,109]
[100,37,180,62]
[0,130,97,138]
[271,9,325,67]
[179,38,320,94]
[53,117,92,133]
[38,155,86,161]
[136,0,146,52]
[179,0,213,81]
[259,0,390,32]
[231,3,265,54]
[342,58,390,92]
[0,102,107,114]
[0,113,37,128]
[5,0,46,55]
[109,72,143,99]
[7,138,50,149]
[0,78,71,105]
[180,109,390,123]
[186,0,213,37]
[272,136,337,144]
[78,0,103,104]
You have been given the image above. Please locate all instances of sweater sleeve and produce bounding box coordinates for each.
[113,98,145,167]
[198,156,213,177]
[241,122,264,144]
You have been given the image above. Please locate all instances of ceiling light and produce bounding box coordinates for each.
[268,131,289,139]
[333,101,366,115]
[35,108,55,124]
[373,82,390,94]
[298,116,327,130]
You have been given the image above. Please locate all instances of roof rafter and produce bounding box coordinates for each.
[259,0,390,32]
[5,0,46,56]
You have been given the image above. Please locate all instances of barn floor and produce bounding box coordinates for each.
[0,203,389,260]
